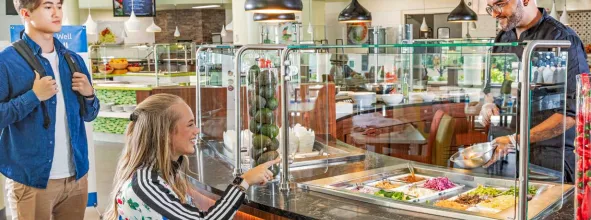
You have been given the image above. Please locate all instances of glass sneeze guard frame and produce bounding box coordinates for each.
[280,40,572,219]
[232,45,289,186]
[195,44,239,140]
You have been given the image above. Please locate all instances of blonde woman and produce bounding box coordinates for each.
[106,94,280,220]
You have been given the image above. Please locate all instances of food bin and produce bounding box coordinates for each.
[247,58,280,180]
[575,73,591,220]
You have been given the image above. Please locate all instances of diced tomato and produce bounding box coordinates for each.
[578,136,586,148]
[577,148,591,160]
[582,185,591,220]
[578,207,583,220]
[579,125,586,134]
[579,193,585,205]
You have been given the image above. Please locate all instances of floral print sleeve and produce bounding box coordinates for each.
[116,165,245,220]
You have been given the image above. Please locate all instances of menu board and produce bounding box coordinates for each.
[113,0,156,17]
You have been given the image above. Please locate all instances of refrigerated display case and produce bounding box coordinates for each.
[89,43,196,86]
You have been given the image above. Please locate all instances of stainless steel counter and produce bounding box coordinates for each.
[186,140,574,219]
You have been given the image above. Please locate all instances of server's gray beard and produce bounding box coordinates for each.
[500,1,525,31]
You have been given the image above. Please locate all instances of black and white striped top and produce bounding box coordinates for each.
[116,164,245,220]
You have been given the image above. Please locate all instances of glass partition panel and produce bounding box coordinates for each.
[523,50,570,219]
[280,42,564,220]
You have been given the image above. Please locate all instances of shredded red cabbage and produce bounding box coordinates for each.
[423,177,456,191]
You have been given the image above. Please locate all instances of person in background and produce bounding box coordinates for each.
[480,0,589,182]
[0,0,100,219]
[106,94,280,220]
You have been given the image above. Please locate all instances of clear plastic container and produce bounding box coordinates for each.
[575,73,591,220]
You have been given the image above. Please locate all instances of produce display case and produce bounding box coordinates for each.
[273,41,574,219]
[89,43,196,86]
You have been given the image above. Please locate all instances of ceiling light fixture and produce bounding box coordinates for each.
[420,0,429,32]
[174,4,180,37]
[560,0,569,25]
[146,18,162,32]
[447,0,478,22]
[193,5,221,9]
[220,0,227,37]
[83,0,97,34]
[126,0,140,32]
[338,0,372,23]
[550,0,559,19]
[245,0,303,14]
[253,13,296,23]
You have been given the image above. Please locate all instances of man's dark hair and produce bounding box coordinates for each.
[13,0,64,15]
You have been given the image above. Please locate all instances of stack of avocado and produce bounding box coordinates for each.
[248,65,280,178]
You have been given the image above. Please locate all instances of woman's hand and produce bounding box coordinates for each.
[241,157,281,186]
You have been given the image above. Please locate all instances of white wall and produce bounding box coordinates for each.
[0,0,25,42]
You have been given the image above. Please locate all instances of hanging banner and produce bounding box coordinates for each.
[8,25,98,209]
[10,25,88,53]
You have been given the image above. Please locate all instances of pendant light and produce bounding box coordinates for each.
[253,13,296,22]
[447,0,478,22]
[338,0,372,23]
[220,0,227,37]
[221,25,227,37]
[245,0,303,14]
[173,5,180,37]
[420,0,428,32]
[126,0,140,32]
[560,0,569,25]
[550,0,559,19]
[307,0,313,35]
[83,0,97,34]
[146,18,162,32]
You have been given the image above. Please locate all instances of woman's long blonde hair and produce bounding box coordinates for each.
[105,94,192,219]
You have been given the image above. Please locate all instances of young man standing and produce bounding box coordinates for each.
[0,0,100,219]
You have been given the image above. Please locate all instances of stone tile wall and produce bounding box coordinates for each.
[154,9,226,43]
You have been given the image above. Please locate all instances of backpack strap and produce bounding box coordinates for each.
[12,40,50,129]
[63,53,87,117]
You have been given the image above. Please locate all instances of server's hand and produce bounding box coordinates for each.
[479,103,500,126]
[482,136,514,168]
[241,157,281,186]
[32,71,58,101]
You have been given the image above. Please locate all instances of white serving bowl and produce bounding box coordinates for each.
[123,105,136,112]
[381,94,404,105]
[350,92,376,107]
[111,105,124,112]
[421,93,436,102]
[100,102,115,111]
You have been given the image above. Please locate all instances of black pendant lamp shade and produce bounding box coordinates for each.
[245,0,303,14]
[447,0,478,22]
[338,0,372,23]
[253,13,296,22]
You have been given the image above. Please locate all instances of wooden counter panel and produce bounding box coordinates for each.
[193,186,290,220]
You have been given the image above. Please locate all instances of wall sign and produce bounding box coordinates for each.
[113,0,156,17]
[10,25,88,53]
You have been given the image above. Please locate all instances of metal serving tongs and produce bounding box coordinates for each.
[407,163,416,178]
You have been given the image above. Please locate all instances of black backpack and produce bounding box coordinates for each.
[12,40,86,129]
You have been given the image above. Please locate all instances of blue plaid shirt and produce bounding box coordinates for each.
[0,34,100,188]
